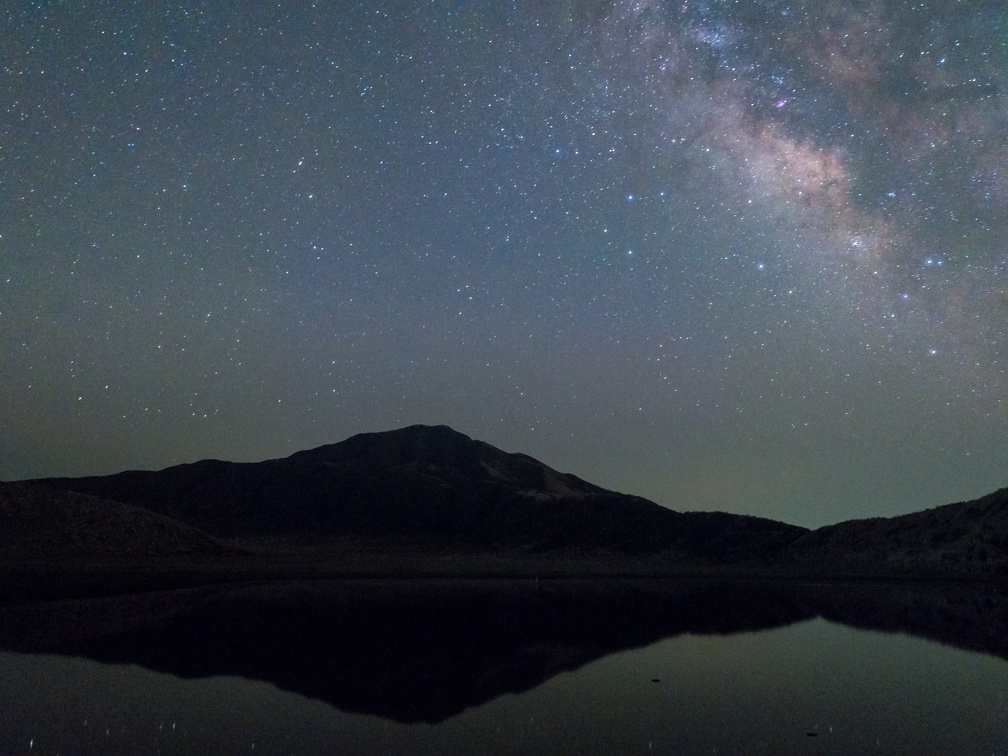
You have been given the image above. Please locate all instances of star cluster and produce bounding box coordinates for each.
[2,1,1005,526]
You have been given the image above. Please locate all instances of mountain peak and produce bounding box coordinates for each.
[293,423,488,469]
[344,423,477,452]
[356,423,471,441]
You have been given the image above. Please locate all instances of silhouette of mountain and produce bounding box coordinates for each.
[32,424,804,561]
[12,424,1008,582]
[0,482,229,562]
[782,487,1008,580]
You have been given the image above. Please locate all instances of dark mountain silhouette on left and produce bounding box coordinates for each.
[0,482,231,561]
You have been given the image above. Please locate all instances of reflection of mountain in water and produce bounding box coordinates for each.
[0,580,809,723]
[808,580,1008,664]
[1,579,1007,724]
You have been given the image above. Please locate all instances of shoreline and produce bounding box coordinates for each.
[0,555,997,603]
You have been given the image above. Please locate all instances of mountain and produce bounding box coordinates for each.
[32,424,804,562]
[0,482,228,563]
[782,486,1008,580]
[15,424,1008,582]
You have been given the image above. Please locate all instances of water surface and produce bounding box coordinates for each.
[1,579,1006,754]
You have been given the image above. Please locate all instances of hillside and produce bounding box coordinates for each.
[783,487,1008,580]
[11,424,1007,583]
[34,424,805,561]
[0,482,229,563]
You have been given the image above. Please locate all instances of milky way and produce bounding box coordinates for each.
[2,1,1006,526]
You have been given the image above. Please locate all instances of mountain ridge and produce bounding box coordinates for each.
[8,424,1007,584]
[28,424,805,560]
[780,485,1008,580]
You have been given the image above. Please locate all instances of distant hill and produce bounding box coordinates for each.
[782,487,1008,580]
[31,424,803,562]
[0,482,228,563]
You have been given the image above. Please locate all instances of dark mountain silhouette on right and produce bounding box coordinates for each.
[779,486,1008,580]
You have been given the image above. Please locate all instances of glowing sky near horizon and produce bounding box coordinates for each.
[2,1,1006,527]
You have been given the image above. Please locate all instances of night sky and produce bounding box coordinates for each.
[3,1,1006,527]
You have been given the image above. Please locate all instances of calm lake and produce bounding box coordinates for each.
[1,579,1006,755]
